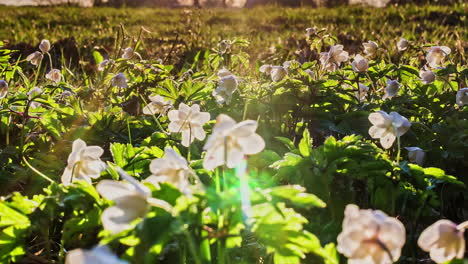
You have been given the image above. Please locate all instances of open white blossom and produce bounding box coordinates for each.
[46,69,62,84]
[337,204,406,264]
[352,54,369,72]
[28,87,43,109]
[420,69,436,85]
[98,59,113,71]
[111,73,127,88]
[418,220,468,264]
[97,169,172,234]
[168,103,210,147]
[405,147,425,166]
[355,83,369,103]
[320,45,349,72]
[39,39,51,53]
[397,38,408,52]
[61,139,106,186]
[0,80,8,99]
[213,69,238,105]
[383,79,400,100]
[143,95,172,116]
[65,245,128,264]
[456,88,468,107]
[146,147,193,195]
[368,111,411,149]
[26,51,43,66]
[259,64,273,74]
[426,46,451,68]
[121,47,134,60]
[270,66,288,82]
[363,41,379,57]
[203,114,265,170]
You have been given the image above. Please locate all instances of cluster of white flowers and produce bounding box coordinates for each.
[26,39,50,66]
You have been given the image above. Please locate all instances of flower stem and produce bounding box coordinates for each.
[22,156,54,183]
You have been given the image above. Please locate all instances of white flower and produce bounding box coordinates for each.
[146,147,193,195]
[418,220,467,264]
[420,69,436,85]
[143,95,172,116]
[98,59,113,71]
[455,88,468,107]
[337,204,406,264]
[305,27,316,37]
[203,114,265,170]
[363,41,379,57]
[320,45,349,72]
[46,69,62,84]
[65,245,128,264]
[96,169,172,234]
[111,73,127,88]
[382,79,400,100]
[397,38,408,52]
[355,83,369,103]
[404,147,425,166]
[259,64,272,74]
[167,103,210,147]
[213,71,238,105]
[0,80,8,99]
[351,54,369,73]
[26,51,43,66]
[121,47,134,60]
[368,111,411,149]
[39,39,51,53]
[61,139,106,186]
[426,46,451,68]
[304,69,315,78]
[28,87,43,109]
[270,66,288,82]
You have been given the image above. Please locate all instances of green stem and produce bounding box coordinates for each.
[183,229,202,264]
[33,59,42,87]
[396,131,401,164]
[22,156,54,183]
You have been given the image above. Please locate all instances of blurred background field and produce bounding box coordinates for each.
[0,4,466,70]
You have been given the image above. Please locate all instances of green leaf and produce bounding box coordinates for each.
[299,129,312,157]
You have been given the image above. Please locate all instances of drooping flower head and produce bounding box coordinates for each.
[363,41,379,57]
[213,69,238,105]
[383,79,400,100]
[39,39,51,53]
[368,111,411,149]
[167,103,210,147]
[420,69,436,85]
[418,220,467,264]
[259,64,273,75]
[404,147,425,166]
[146,147,194,195]
[46,69,62,84]
[203,114,265,170]
[65,245,128,264]
[352,54,369,73]
[456,88,468,107]
[337,204,406,264]
[320,44,349,72]
[0,80,8,99]
[61,139,106,186]
[426,46,451,68]
[142,95,172,116]
[26,51,43,66]
[96,168,172,234]
[121,47,134,60]
[397,38,408,52]
[111,73,127,88]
